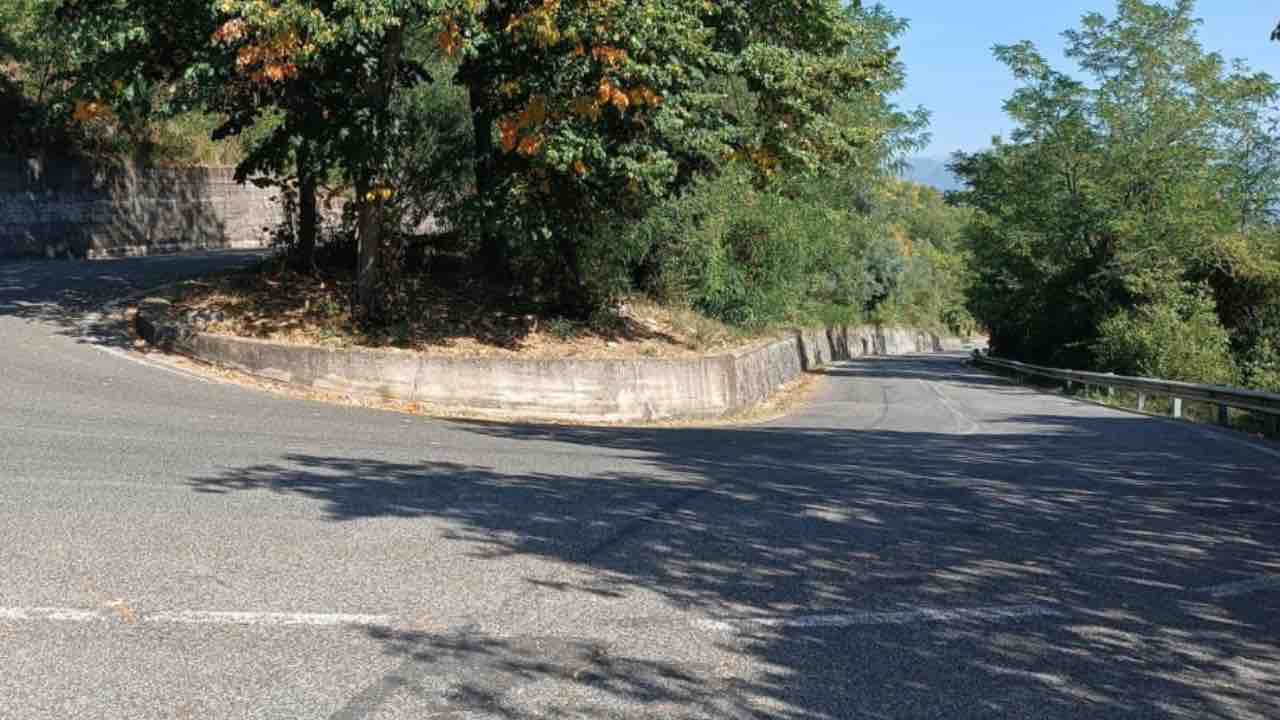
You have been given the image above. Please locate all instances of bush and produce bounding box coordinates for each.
[622,168,976,333]
[1095,287,1238,385]
[1243,343,1280,393]
[1238,302,1280,392]
[632,169,856,327]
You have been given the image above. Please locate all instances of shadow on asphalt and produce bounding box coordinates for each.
[189,391,1280,718]
[0,251,264,350]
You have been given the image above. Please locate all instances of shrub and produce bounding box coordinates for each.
[1095,286,1238,385]
[632,169,853,327]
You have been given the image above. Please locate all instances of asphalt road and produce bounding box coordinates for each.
[1,253,1278,719]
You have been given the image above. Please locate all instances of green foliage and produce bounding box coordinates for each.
[954,0,1280,385]
[0,0,74,154]
[632,168,837,327]
[389,56,474,228]
[1096,286,1238,384]
[446,0,901,308]
[19,0,975,337]
[627,167,974,334]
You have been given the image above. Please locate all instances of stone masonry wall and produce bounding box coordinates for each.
[0,158,280,260]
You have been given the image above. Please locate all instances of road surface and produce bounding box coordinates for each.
[1,253,1278,719]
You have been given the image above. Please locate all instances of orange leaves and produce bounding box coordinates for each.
[568,79,658,121]
[72,100,112,123]
[214,10,302,85]
[591,79,660,113]
[626,86,662,108]
[236,37,301,83]
[592,46,628,67]
[213,18,248,43]
[500,124,544,158]
[437,17,463,57]
[517,133,545,157]
[596,77,629,111]
[499,116,522,153]
[500,95,550,156]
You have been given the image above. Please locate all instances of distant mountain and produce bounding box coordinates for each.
[900,156,963,193]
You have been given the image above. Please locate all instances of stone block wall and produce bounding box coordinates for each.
[0,158,281,260]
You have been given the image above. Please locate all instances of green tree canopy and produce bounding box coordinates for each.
[953,0,1280,379]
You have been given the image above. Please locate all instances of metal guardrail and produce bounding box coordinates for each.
[972,351,1280,427]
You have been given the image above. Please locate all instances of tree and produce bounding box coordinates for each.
[205,1,440,317]
[952,0,1280,378]
[438,0,897,309]
[55,0,905,321]
[58,0,440,318]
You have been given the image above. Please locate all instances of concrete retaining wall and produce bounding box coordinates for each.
[138,300,953,423]
[0,158,280,260]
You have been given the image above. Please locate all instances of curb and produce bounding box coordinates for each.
[136,297,959,423]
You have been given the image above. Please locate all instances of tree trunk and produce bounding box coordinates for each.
[355,179,384,321]
[353,25,405,323]
[467,74,509,282]
[294,141,318,273]
[556,232,586,315]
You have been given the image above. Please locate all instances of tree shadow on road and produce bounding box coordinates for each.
[0,251,264,350]
[188,397,1280,718]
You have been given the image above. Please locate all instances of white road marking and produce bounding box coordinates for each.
[0,607,107,623]
[75,306,216,384]
[0,607,394,628]
[5,602,1062,634]
[89,342,217,384]
[919,379,981,434]
[144,611,395,627]
[695,603,1061,633]
[1199,576,1280,599]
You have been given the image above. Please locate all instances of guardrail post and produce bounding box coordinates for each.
[1065,379,1073,392]
[1172,398,1183,420]
[1218,404,1230,427]
[1137,393,1147,412]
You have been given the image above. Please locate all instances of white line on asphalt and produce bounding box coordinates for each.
[1199,576,1280,599]
[89,342,217,384]
[145,611,395,627]
[0,607,107,623]
[695,603,1061,633]
[919,379,981,434]
[0,607,395,628]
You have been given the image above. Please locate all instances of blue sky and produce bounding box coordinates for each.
[887,0,1280,157]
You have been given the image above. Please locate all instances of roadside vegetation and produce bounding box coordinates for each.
[1,0,976,356]
[950,0,1280,400]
